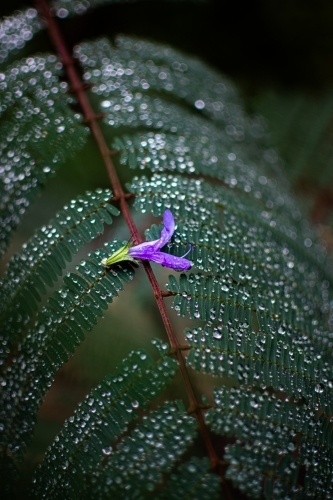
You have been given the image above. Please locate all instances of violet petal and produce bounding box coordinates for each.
[158,209,175,249]
[128,240,157,259]
[148,251,192,271]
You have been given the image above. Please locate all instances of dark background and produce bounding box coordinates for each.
[3,0,333,93]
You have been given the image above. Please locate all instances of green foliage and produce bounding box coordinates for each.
[184,323,333,411]
[156,457,221,500]
[0,189,118,364]
[31,342,178,499]
[82,400,197,499]
[0,8,44,65]
[0,52,88,255]
[207,386,333,498]
[0,239,134,464]
[1,3,333,499]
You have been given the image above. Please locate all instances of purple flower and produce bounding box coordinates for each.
[129,209,192,271]
[101,210,192,271]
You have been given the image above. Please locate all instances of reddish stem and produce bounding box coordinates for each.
[35,0,221,475]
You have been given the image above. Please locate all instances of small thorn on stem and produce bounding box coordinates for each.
[68,82,92,93]
[109,149,121,157]
[82,112,105,123]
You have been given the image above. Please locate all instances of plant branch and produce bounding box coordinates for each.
[35,0,222,476]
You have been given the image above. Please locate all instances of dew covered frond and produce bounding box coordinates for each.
[75,36,303,222]
[169,272,333,360]
[146,219,331,317]
[131,171,333,362]
[112,131,286,212]
[155,457,221,500]
[0,54,89,255]
[206,386,333,499]
[30,342,178,499]
[0,245,135,463]
[0,8,44,65]
[0,189,118,365]
[129,173,331,275]
[75,35,240,121]
[82,401,198,500]
[184,323,333,414]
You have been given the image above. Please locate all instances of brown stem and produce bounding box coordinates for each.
[35,0,221,476]
[160,290,175,297]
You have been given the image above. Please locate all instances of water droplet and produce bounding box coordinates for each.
[57,8,69,18]
[194,100,205,110]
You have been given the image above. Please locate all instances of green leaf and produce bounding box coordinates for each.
[185,323,333,414]
[0,189,118,365]
[0,54,89,255]
[0,248,134,462]
[30,341,178,499]
[82,401,198,500]
[0,9,44,65]
[156,457,221,500]
[207,386,333,499]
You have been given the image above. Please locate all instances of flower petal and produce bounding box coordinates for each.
[148,251,192,271]
[128,240,157,259]
[157,209,175,249]
[129,209,176,258]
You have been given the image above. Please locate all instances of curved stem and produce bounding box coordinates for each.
[35,0,222,478]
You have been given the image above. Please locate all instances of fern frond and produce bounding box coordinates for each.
[76,36,305,223]
[168,272,333,359]
[156,457,221,500]
[75,35,242,148]
[0,8,44,65]
[0,12,332,498]
[83,401,197,499]
[113,130,316,234]
[0,189,118,364]
[130,173,219,224]
[112,130,277,200]
[0,55,88,254]
[30,341,178,499]
[184,322,333,414]
[76,36,239,118]
[146,219,330,323]
[0,244,134,462]
[130,173,331,276]
[77,35,333,255]
[132,172,333,354]
[206,386,333,498]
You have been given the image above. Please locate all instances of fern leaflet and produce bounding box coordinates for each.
[0,189,118,365]
[0,54,88,254]
[30,341,178,499]
[156,457,221,500]
[82,401,197,499]
[206,386,333,498]
[0,244,134,462]
[0,8,44,65]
